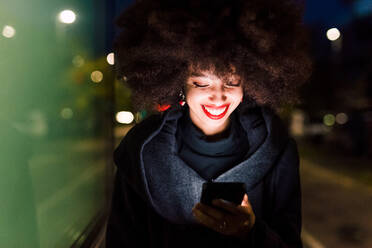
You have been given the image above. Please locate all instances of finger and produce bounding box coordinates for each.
[236,197,255,227]
[236,194,253,212]
[192,208,221,232]
[212,199,240,215]
[194,203,225,221]
[241,194,249,206]
[236,202,254,216]
[236,205,256,229]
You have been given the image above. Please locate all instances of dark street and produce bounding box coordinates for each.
[301,155,372,248]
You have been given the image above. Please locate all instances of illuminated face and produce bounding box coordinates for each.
[184,71,243,136]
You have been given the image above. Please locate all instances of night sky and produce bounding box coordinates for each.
[115,0,372,27]
[304,0,372,27]
[304,0,353,27]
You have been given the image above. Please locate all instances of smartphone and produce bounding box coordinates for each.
[200,182,246,206]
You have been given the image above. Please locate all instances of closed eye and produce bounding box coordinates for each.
[193,82,209,87]
[226,81,241,87]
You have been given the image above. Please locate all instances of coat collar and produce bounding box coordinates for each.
[114,102,289,224]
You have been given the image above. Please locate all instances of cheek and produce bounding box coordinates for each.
[186,90,205,105]
[236,91,243,100]
[229,89,243,102]
[238,88,244,101]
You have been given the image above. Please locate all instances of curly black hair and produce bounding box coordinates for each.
[114,0,312,110]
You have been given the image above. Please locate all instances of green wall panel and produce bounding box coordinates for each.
[0,1,111,247]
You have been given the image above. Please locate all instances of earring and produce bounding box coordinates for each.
[179,90,186,106]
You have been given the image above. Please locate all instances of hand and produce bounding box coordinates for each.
[192,194,256,239]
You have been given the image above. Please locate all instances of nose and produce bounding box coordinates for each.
[209,85,227,103]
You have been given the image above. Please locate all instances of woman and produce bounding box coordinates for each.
[106,0,312,247]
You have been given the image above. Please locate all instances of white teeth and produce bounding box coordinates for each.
[204,106,227,116]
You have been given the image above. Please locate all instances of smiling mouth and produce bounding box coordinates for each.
[202,104,230,120]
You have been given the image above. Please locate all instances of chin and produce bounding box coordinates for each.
[203,114,230,125]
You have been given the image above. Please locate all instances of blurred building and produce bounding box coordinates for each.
[298,0,372,155]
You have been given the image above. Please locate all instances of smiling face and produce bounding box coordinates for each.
[184,70,243,136]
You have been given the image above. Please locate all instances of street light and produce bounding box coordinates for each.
[2,25,16,38]
[107,53,115,65]
[58,10,76,24]
[72,55,85,67]
[326,28,341,41]
[116,111,134,124]
[90,70,103,83]
[335,113,348,125]
[61,108,73,119]
[323,114,336,126]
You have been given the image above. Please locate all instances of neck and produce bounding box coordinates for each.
[190,116,231,137]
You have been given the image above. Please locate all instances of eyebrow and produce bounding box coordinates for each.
[190,72,207,77]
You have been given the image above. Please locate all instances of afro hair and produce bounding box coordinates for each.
[114,0,312,110]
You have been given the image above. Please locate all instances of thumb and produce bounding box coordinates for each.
[241,194,249,206]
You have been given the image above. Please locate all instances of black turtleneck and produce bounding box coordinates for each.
[176,111,249,181]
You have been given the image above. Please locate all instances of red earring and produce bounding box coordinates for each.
[156,104,171,112]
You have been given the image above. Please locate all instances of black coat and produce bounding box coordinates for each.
[106,104,302,248]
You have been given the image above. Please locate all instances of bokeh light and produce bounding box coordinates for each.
[61,108,73,119]
[107,52,115,65]
[323,114,336,126]
[58,10,76,24]
[2,25,16,38]
[72,55,85,67]
[90,70,103,83]
[326,28,341,41]
[335,113,348,125]
[116,111,134,124]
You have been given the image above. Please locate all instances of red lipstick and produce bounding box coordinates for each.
[201,104,230,120]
